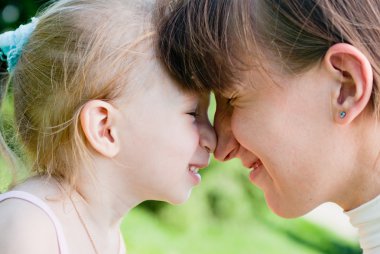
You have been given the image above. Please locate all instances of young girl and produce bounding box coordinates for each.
[157,0,380,253]
[0,0,216,253]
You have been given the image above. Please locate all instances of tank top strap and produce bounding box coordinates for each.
[119,233,126,254]
[0,190,70,254]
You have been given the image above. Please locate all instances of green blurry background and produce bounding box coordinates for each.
[0,1,361,253]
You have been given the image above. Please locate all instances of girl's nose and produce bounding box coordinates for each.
[199,121,217,154]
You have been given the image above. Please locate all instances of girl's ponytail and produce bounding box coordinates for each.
[0,18,38,190]
[0,18,38,73]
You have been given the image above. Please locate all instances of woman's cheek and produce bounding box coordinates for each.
[231,109,249,143]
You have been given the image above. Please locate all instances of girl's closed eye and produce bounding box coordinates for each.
[187,107,200,118]
[185,96,200,119]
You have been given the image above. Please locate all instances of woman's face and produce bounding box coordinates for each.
[214,62,357,218]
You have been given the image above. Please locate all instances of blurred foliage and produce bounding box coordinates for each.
[0,1,361,254]
[121,159,360,254]
[0,0,49,31]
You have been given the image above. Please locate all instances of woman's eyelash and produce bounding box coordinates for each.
[227,97,235,105]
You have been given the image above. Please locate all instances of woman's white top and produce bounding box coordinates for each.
[0,190,126,254]
[345,194,380,254]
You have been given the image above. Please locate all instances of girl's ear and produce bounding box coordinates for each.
[80,100,120,158]
[323,43,373,124]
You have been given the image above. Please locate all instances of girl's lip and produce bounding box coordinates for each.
[188,166,201,185]
[188,164,205,185]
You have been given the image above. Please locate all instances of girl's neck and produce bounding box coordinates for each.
[71,159,143,228]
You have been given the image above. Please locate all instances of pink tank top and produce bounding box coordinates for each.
[0,191,126,254]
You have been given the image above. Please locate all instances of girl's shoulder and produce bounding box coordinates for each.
[0,192,60,254]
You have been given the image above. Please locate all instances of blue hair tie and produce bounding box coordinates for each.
[0,17,39,73]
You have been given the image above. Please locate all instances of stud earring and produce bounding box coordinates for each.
[339,111,346,119]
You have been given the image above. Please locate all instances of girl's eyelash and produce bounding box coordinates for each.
[188,111,200,118]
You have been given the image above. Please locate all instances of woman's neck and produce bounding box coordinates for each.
[339,115,380,211]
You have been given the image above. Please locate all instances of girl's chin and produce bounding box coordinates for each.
[166,190,193,205]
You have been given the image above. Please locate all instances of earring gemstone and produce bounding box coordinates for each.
[339,111,346,119]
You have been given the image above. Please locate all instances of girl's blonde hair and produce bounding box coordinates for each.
[157,0,380,112]
[0,0,155,188]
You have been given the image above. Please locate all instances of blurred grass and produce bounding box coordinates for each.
[120,159,360,254]
[0,158,11,193]
[0,157,360,254]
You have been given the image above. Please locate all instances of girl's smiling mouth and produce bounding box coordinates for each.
[188,165,201,185]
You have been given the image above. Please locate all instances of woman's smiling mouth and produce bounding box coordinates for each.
[249,159,263,182]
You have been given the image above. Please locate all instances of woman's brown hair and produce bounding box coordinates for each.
[157,0,380,110]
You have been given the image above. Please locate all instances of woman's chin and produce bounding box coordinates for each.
[265,194,313,218]
[270,207,304,218]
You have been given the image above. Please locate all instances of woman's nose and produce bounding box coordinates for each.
[214,121,240,161]
[213,98,240,161]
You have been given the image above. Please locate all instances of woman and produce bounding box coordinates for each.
[156,0,380,253]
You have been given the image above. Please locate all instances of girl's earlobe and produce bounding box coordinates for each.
[80,100,120,158]
[323,43,373,125]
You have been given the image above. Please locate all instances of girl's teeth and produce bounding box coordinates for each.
[189,166,199,173]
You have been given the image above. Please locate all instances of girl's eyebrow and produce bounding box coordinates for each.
[182,92,199,104]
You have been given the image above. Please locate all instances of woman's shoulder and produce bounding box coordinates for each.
[0,193,60,254]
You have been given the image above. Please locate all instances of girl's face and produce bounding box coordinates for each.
[214,61,357,217]
[115,58,216,205]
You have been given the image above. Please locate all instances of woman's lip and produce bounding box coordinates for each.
[249,159,262,170]
[249,160,263,182]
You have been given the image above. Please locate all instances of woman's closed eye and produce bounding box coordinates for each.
[223,90,239,107]
[227,96,237,107]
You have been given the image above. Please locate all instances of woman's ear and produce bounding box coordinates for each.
[80,100,120,158]
[323,43,373,124]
